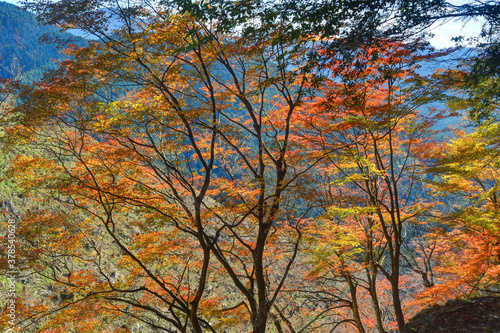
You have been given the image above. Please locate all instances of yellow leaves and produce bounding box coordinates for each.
[420,122,500,304]
[304,217,367,277]
[327,205,378,219]
[428,121,500,216]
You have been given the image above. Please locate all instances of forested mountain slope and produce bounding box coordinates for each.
[0,1,80,81]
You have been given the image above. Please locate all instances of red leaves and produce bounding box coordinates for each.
[3,5,496,329]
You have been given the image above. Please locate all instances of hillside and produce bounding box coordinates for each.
[0,1,81,81]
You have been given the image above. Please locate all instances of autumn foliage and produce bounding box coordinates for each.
[0,1,499,333]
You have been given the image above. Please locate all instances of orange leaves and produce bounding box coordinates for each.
[132,229,194,267]
[413,228,500,309]
[6,1,484,330]
[8,155,63,191]
[294,39,453,332]
[4,4,320,330]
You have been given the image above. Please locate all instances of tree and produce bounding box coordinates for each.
[5,0,497,331]
[4,6,317,332]
[417,121,500,306]
[295,39,448,332]
[423,0,500,122]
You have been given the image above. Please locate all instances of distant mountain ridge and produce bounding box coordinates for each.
[0,1,83,82]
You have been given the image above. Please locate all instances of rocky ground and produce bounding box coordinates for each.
[403,296,500,332]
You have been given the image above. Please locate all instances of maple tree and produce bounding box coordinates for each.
[2,0,500,332]
[294,39,449,332]
[417,121,500,306]
[2,4,322,332]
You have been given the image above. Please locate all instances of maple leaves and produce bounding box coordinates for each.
[293,40,448,332]
[417,122,500,306]
[1,2,500,332]
[2,7,317,332]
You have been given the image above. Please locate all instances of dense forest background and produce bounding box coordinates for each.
[0,0,499,332]
[0,1,82,81]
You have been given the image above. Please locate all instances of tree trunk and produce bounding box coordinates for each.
[346,274,366,333]
[367,271,386,333]
[253,313,269,333]
[391,274,405,332]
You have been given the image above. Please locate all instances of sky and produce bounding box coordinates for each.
[427,18,485,48]
[1,0,486,49]
[1,0,17,6]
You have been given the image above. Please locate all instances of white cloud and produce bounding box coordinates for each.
[428,18,485,49]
